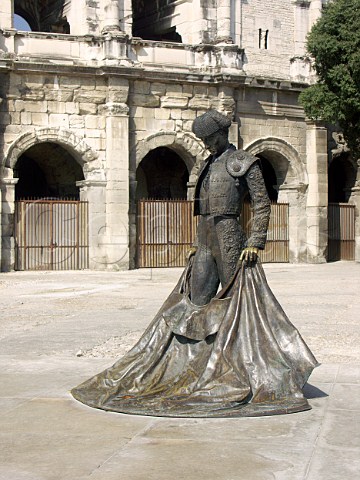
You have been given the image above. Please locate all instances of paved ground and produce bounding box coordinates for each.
[0,261,359,480]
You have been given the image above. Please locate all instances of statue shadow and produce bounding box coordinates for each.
[303,383,328,399]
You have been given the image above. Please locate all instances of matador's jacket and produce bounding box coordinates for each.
[194,144,271,250]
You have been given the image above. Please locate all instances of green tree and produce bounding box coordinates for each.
[299,0,360,156]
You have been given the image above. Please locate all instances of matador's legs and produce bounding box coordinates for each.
[190,216,246,306]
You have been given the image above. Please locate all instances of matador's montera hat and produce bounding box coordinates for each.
[192,110,231,139]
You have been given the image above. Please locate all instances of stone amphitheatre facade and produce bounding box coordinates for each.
[0,0,359,271]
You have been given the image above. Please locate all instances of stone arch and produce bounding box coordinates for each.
[245,137,308,187]
[133,131,208,186]
[3,127,100,179]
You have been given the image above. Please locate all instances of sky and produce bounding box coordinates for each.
[14,14,31,31]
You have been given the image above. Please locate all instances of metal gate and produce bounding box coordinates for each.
[137,199,197,267]
[328,203,355,261]
[15,199,89,270]
[242,202,289,263]
[137,200,289,267]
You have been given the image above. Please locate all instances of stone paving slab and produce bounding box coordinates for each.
[0,262,359,479]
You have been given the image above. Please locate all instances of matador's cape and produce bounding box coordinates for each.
[72,261,318,418]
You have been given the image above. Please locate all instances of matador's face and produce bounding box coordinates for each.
[203,130,229,156]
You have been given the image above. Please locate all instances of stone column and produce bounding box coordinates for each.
[278,183,308,262]
[67,0,98,35]
[350,181,360,262]
[309,0,323,28]
[102,0,121,33]
[0,178,18,272]
[101,99,130,270]
[122,0,132,36]
[76,180,107,270]
[0,0,13,29]
[217,0,233,43]
[305,120,328,263]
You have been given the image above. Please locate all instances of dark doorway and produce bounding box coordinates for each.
[136,147,189,200]
[14,0,70,33]
[258,156,279,201]
[328,155,356,203]
[14,142,84,200]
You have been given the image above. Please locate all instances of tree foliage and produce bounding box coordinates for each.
[299,0,360,156]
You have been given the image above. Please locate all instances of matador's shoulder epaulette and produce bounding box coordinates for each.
[225,150,259,178]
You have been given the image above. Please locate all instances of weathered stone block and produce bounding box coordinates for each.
[170,109,182,120]
[165,84,182,94]
[15,100,48,113]
[86,129,106,139]
[49,114,69,128]
[108,77,129,89]
[134,81,151,95]
[69,115,85,129]
[48,101,66,114]
[181,110,196,120]
[79,103,98,115]
[194,85,208,95]
[85,137,106,151]
[20,89,45,101]
[65,102,80,115]
[183,84,194,96]
[74,91,106,104]
[161,96,188,109]
[155,108,170,120]
[20,112,32,125]
[59,77,81,89]
[131,94,160,108]
[95,78,107,90]
[31,113,48,125]
[45,90,74,102]
[151,83,166,96]
[85,115,106,129]
[188,96,211,110]
[23,74,45,88]
[107,89,129,103]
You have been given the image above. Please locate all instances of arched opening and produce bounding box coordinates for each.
[327,154,357,262]
[131,0,182,42]
[136,147,189,200]
[14,0,70,33]
[14,142,84,200]
[328,155,357,203]
[258,155,279,201]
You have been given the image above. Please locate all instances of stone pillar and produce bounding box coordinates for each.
[102,100,130,270]
[305,121,328,263]
[350,182,360,262]
[278,183,308,262]
[76,180,107,270]
[309,0,323,28]
[217,0,233,43]
[122,0,132,36]
[0,0,13,29]
[0,178,18,272]
[67,0,98,35]
[102,0,121,33]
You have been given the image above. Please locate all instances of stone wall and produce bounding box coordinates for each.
[0,0,358,271]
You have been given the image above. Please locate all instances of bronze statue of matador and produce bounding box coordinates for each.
[189,110,271,305]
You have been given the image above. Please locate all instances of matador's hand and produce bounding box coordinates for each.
[187,246,198,260]
[239,247,259,266]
